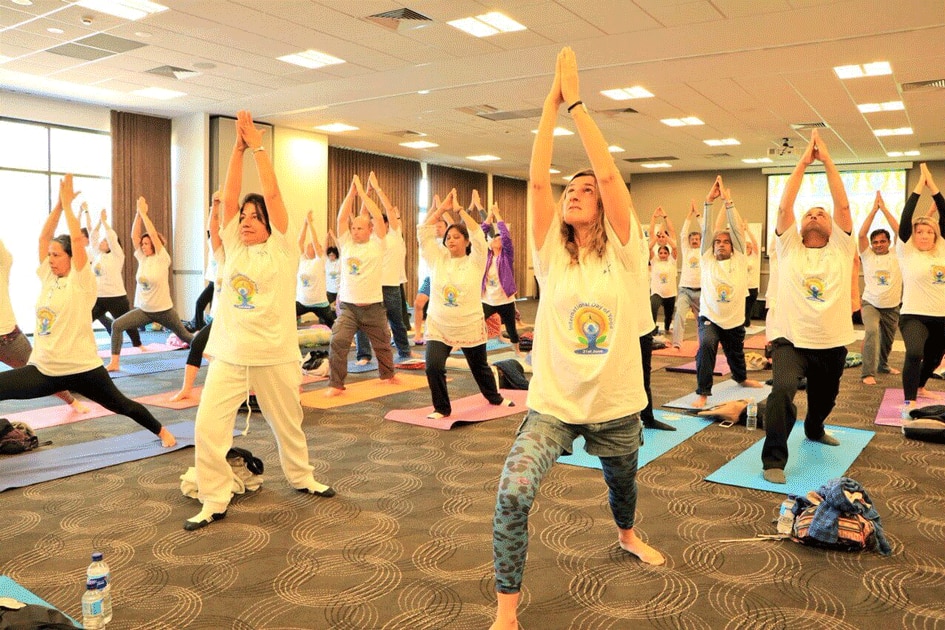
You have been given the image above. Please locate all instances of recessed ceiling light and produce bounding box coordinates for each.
[448,12,525,37]
[608,145,624,153]
[400,140,438,149]
[467,154,500,162]
[873,127,913,137]
[640,162,672,169]
[315,123,358,133]
[417,90,430,95]
[742,158,773,164]
[704,138,740,146]
[131,87,186,100]
[76,0,169,21]
[531,127,573,136]
[661,117,704,127]
[278,49,345,69]
[0,55,11,64]
[47,27,64,34]
[601,86,654,100]
[11,0,34,5]
[887,150,920,157]
[857,101,904,113]
[834,61,892,79]
[134,31,152,38]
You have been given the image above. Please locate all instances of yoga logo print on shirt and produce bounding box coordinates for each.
[874,270,891,286]
[688,255,699,269]
[659,272,669,285]
[347,257,363,276]
[441,283,460,307]
[35,307,56,336]
[804,276,826,302]
[139,276,153,292]
[93,262,102,277]
[716,282,734,303]
[570,303,612,355]
[230,273,258,309]
[932,265,945,285]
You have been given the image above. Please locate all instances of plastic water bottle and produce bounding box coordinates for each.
[81,582,105,630]
[776,497,797,534]
[87,551,112,624]
[746,398,758,431]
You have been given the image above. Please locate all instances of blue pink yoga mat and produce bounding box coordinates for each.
[384,389,528,429]
[705,423,875,495]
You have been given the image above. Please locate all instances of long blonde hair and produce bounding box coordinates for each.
[560,169,608,263]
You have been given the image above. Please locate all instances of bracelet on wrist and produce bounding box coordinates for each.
[567,100,584,113]
[252,145,265,153]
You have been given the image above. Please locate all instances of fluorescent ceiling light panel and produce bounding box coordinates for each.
[873,127,913,137]
[400,140,438,149]
[641,162,672,169]
[467,154,500,162]
[278,49,345,69]
[857,101,904,113]
[662,117,703,127]
[601,86,653,100]
[477,12,526,33]
[742,158,773,164]
[315,123,358,133]
[887,151,920,157]
[532,127,574,136]
[704,138,740,146]
[680,117,704,126]
[448,17,497,37]
[448,12,525,37]
[834,61,892,79]
[608,145,624,153]
[131,87,185,99]
[76,0,168,21]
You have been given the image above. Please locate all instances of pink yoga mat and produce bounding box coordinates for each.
[136,374,327,410]
[653,339,699,358]
[6,401,113,430]
[384,389,528,429]
[875,387,945,427]
[97,342,183,358]
[666,354,730,376]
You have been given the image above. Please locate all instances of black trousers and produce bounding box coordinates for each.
[296,301,336,327]
[482,302,520,344]
[0,365,162,434]
[193,282,214,327]
[424,339,501,416]
[761,339,846,470]
[91,295,141,346]
[899,314,945,401]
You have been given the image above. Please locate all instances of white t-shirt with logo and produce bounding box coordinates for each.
[482,256,514,306]
[338,232,385,305]
[325,258,340,294]
[0,241,17,335]
[528,217,647,424]
[897,239,945,316]
[381,228,407,288]
[700,250,749,330]
[133,248,174,312]
[650,256,678,299]
[767,223,855,349]
[860,248,902,309]
[31,260,101,376]
[296,255,328,306]
[205,220,301,366]
[91,229,127,298]
[746,246,761,290]
[632,222,656,336]
[678,218,703,289]
[419,224,488,347]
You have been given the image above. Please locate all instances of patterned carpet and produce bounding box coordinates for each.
[1,304,943,629]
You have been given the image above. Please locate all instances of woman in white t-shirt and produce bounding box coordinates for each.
[896,163,945,412]
[648,206,677,334]
[295,210,335,327]
[185,110,334,531]
[105,197,193,372]
[490,47,663,630]
[82,205,143,350]
[0,175,174,446]
[420,190,511,420]
[324,229,340,306]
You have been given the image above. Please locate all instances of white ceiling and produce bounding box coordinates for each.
[2,0,943,179]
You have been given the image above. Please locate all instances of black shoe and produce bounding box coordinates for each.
[183,510,227,530]
[643,418,677,431]
[298,486,336,498]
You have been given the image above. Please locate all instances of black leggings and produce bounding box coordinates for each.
[482,302,519,344]
[650,294,675,332]
[91,295,141,346]
[0,365,163,434]
[186,322,212,368]
[193,282,214,327]
[296,302,336,327]
[899,314,945,401]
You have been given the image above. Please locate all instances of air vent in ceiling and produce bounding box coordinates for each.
[367,7,433,32]
[46,33,146,61]
[790,122,828,130]
[704,153,732,158]
[902,79,945,91]
[46,43,115,61]
[623,156,679,163]
[597,107,639,115]
[386,130,426,138]
[146,65,200,80]
[919,140,945,148]
[478,108,543,122]
[457,104,498,116]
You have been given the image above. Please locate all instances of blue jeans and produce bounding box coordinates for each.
[355,286,411,359]
[696,317,748,396]
[492,410,641,594]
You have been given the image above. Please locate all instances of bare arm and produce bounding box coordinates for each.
[131,209,143,255]
[355,176,386,239]
[238,110,287,234]
[58,175,87,271]
[777,135,817,236]
[221,117,248,229]
[40,188,65,264]
[812,130,851,233]
[559,47,632,244]
[876,193,899,241]
[137,197,164,255]
[858,193,881,252]
[336,177,358,239]
[529,50,564,249]
[307,210,325,257]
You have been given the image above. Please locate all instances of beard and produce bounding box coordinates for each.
[801,222,830,241]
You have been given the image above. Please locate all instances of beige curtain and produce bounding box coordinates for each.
[110,111,172,300]
[327,147,422,298]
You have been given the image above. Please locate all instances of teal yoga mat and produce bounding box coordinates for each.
[0,576,80,627]
[0,421,207,492]
[705,423,875,495]
[558,410,711,470]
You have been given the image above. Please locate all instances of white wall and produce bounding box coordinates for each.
[170,112,210,310]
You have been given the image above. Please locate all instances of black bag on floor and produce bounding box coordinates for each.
[902,418,945,444]
[0,419,43,455]
[493,359,529,390]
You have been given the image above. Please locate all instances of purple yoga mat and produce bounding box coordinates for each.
[384,389,528,429]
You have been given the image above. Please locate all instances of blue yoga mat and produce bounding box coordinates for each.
[347,359,378,373]
[0,576,80,627]
[663,378,772,410]
[705,423,875,495]
[558,411,711,471]
[108,357,206,378]
[0,421,202,493]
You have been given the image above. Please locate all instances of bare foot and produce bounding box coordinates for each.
[158,427,177,448]
[739,379,764,388]
[69,400,91,414]
[618,528,665,566]
[691,395,708,409]
[137,345,150,353]
[324,387,344,398]
[380,375,401,385]
[888,367,901,375]
[489,619,518,630]
[169,388,193,402]
[917,387,942,399]
[862,376,877,385]
[105,360,120,372]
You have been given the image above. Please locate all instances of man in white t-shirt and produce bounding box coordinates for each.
[857,191,902,385]
[692,177,763,409]
[325,176,398,396]
[762,130,855,485]
[671,201,704,348]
